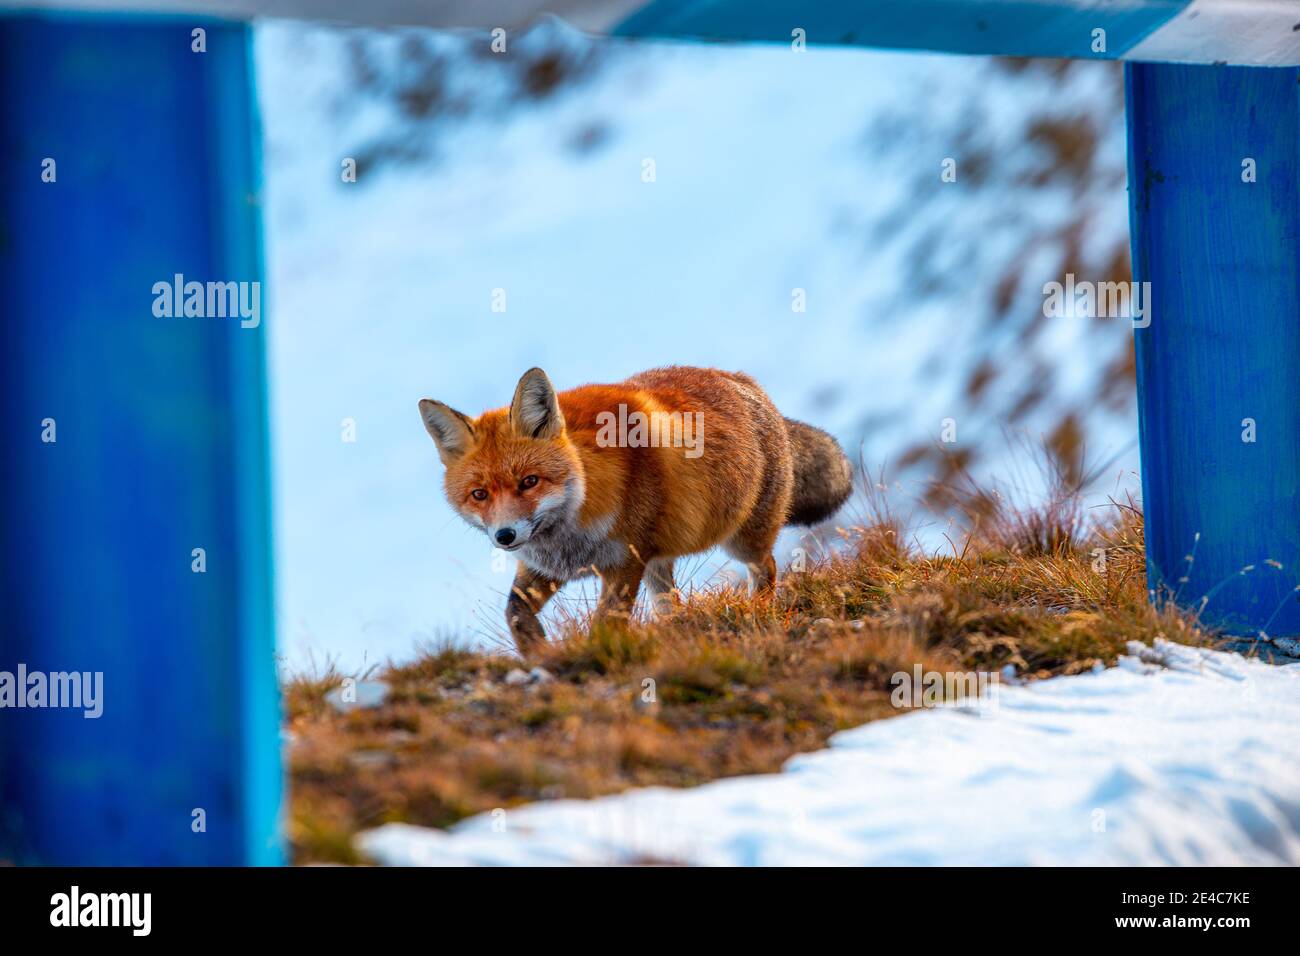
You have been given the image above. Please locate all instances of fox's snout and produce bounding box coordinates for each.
[453,475,566,551]
[484,509,538,551]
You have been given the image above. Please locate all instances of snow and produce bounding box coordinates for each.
[254,19,1141,673]
[357,640,1300,865]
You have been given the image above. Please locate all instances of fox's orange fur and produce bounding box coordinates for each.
[419,366,852,655]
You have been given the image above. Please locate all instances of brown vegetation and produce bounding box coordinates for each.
[287,493,1207,864]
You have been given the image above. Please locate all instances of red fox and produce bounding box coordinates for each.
[419,366,853,655]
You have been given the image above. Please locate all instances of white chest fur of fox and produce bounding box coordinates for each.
[518,512,627,581]
[419,366,852,655]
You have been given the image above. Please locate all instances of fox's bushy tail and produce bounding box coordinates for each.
[783,418,854,526]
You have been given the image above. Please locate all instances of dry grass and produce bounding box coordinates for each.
[285,498,1207,864]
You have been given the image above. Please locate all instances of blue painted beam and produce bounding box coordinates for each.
[617,0,1190,60]
[1126,62,1300,642]
[0,14,282,864]
[7,0,1300,65]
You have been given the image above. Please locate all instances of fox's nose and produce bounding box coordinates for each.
[495,528,516,546]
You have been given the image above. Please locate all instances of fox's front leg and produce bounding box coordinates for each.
[507,564,561,657]
[593,560,646,628]
[645,557,677,616]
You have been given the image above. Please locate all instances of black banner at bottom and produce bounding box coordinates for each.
[0,865,1281,941]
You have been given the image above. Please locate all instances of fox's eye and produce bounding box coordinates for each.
[520,475,539,490]
[470,489,488,501]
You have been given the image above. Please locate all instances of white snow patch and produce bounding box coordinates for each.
[358,640,1300,865]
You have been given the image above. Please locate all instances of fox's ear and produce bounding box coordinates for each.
[509,367,564,439]
[419,399,475,463]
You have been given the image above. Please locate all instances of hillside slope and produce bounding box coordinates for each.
[285,503,1235,864]
[360,637,1300,866]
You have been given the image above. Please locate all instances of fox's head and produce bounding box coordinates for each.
[419,368,584,552]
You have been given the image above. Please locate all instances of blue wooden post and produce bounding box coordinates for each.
[0,14,282,864]
[1126,63,1300,642]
